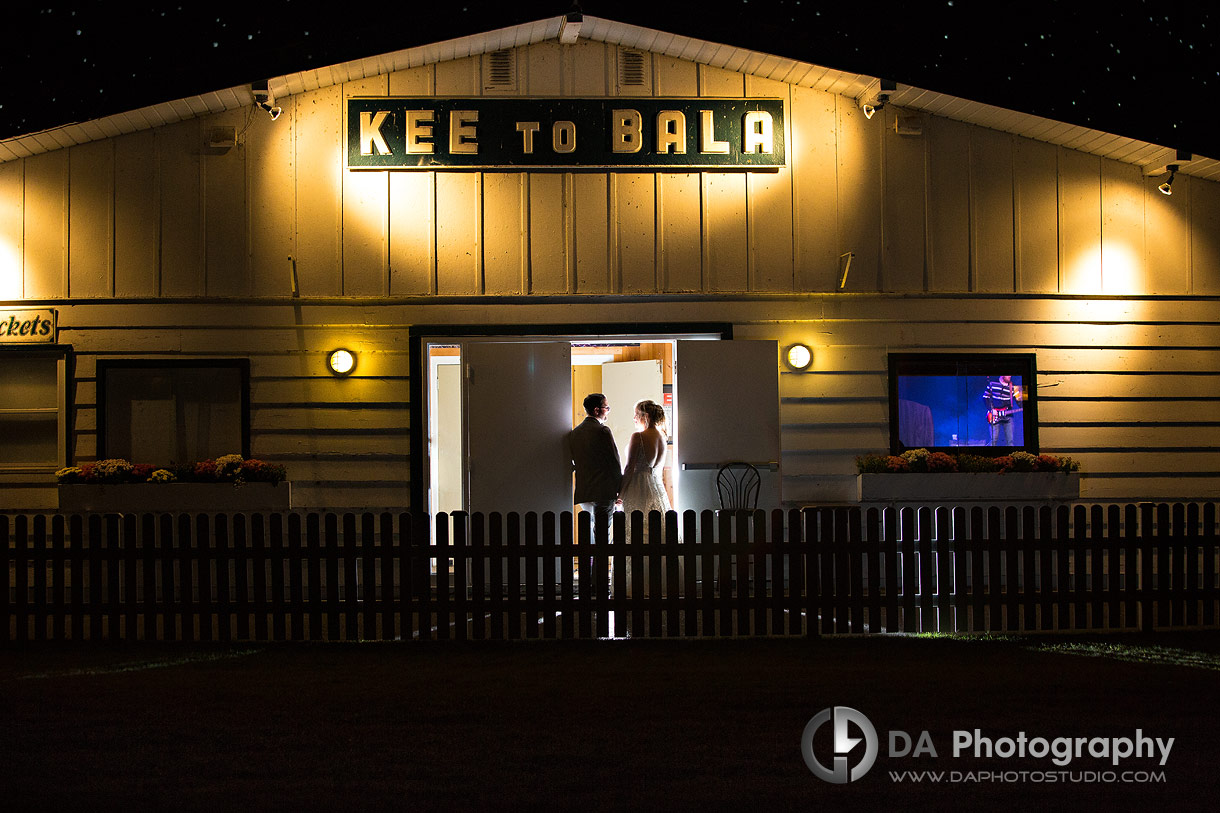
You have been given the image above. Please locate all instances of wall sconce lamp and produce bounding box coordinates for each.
[785,344,813,371]
[1158,165,1178,196]
[251,80,282,121]
[559,3,583,44]
[328,349,356,377]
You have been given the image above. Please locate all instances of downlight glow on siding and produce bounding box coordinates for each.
[1101,242,1141,295]
[0,239,19,299]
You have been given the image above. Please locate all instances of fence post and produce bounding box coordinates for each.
[900,507,917,633]
[666,509,682,638]
[683,510,699,637]
[342,513,360,641]
[967,507,985,633]
[360,512,377,641]
[472,511,489,641]
[541,512,557,640]
[558,511,573,640]
[768,508,786,636]
[453,511,470,642]
[702,510,718,637]
[865,507,881,635]
[377,512,395,641]
[52,515,67,641]
[232,513,251,642]
[252,513,270,642]
[1139,504,1155,633]
[650,510,665,638]
[33,515,49,642]
[140,513,158,642]
[525,512,541,639]
[848,508,864,635]
[1185,503,1200,628]
[934,507,952,633]
[13,516,28,643]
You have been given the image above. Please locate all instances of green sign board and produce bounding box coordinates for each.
[346,98,785,170]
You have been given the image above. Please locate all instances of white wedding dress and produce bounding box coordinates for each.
[619,458,670,528]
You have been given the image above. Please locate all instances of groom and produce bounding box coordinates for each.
[568,393,622,545]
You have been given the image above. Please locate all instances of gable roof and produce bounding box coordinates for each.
[1,14,1213,181]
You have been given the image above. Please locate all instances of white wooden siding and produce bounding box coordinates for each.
[0,297,1214,510]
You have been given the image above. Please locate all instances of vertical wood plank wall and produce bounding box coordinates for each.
[5,40,1216,300]
[0,41,1218,510]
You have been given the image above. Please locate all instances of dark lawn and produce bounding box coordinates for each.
[3,633,1219,811]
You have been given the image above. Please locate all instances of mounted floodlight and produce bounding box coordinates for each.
[251,80,281,121]
[786,344,813,371]
[1158,164,1178,196]
[862,94,889,120]
[328,349,356,376]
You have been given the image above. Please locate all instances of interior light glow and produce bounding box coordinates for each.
[0,239,21,299]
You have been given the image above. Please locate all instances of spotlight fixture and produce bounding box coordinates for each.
[251,80,281,121]
[1158,164,1178,196]
[861,78,897,120]
[862,94,889,120]
[785,344,813,371]
[328,349,356,377]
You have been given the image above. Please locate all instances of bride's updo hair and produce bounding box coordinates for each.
[634,399,667,432]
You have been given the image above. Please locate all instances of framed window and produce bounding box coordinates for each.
[97,360,250,463]
[888,353,1038,455]
[0,347,69,470]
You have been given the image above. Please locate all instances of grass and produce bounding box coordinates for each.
[3,633,1220,810]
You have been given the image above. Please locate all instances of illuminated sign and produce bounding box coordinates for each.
[0,308,56,343]
[347,98,785,170]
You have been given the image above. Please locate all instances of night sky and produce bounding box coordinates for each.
[2,1,1216,159]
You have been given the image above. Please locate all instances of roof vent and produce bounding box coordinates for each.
[619,49,647,87]
[484,49,516,90]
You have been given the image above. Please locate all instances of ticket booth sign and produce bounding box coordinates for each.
[0,308,56,343]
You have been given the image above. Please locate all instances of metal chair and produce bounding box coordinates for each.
[716,461,761,511]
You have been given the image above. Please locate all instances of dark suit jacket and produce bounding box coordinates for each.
[568,417,622,503]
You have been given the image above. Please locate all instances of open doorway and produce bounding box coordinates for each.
[412,323,780,524]
[425,337,679,520]
[570,341,676,512]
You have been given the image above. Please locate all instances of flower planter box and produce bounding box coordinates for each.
[857,472,1080,504]
[58,482,292,513]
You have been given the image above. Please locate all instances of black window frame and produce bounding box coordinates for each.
[96,358,251,461]
[887,352,1039,456]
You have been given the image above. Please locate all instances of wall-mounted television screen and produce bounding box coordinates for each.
[888,353,1038,455]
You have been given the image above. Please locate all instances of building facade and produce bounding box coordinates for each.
[1,15,1218,513]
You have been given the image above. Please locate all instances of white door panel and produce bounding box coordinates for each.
[601,359,663,464]
[465,341,573,517]
[676,339,781,511]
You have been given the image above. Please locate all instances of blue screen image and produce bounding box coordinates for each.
[897,374,1025,448]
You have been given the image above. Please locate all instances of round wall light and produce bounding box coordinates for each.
[328,349,356,376]
[786,343,813,371]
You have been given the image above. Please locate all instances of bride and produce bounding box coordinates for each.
[618,399,672,526]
